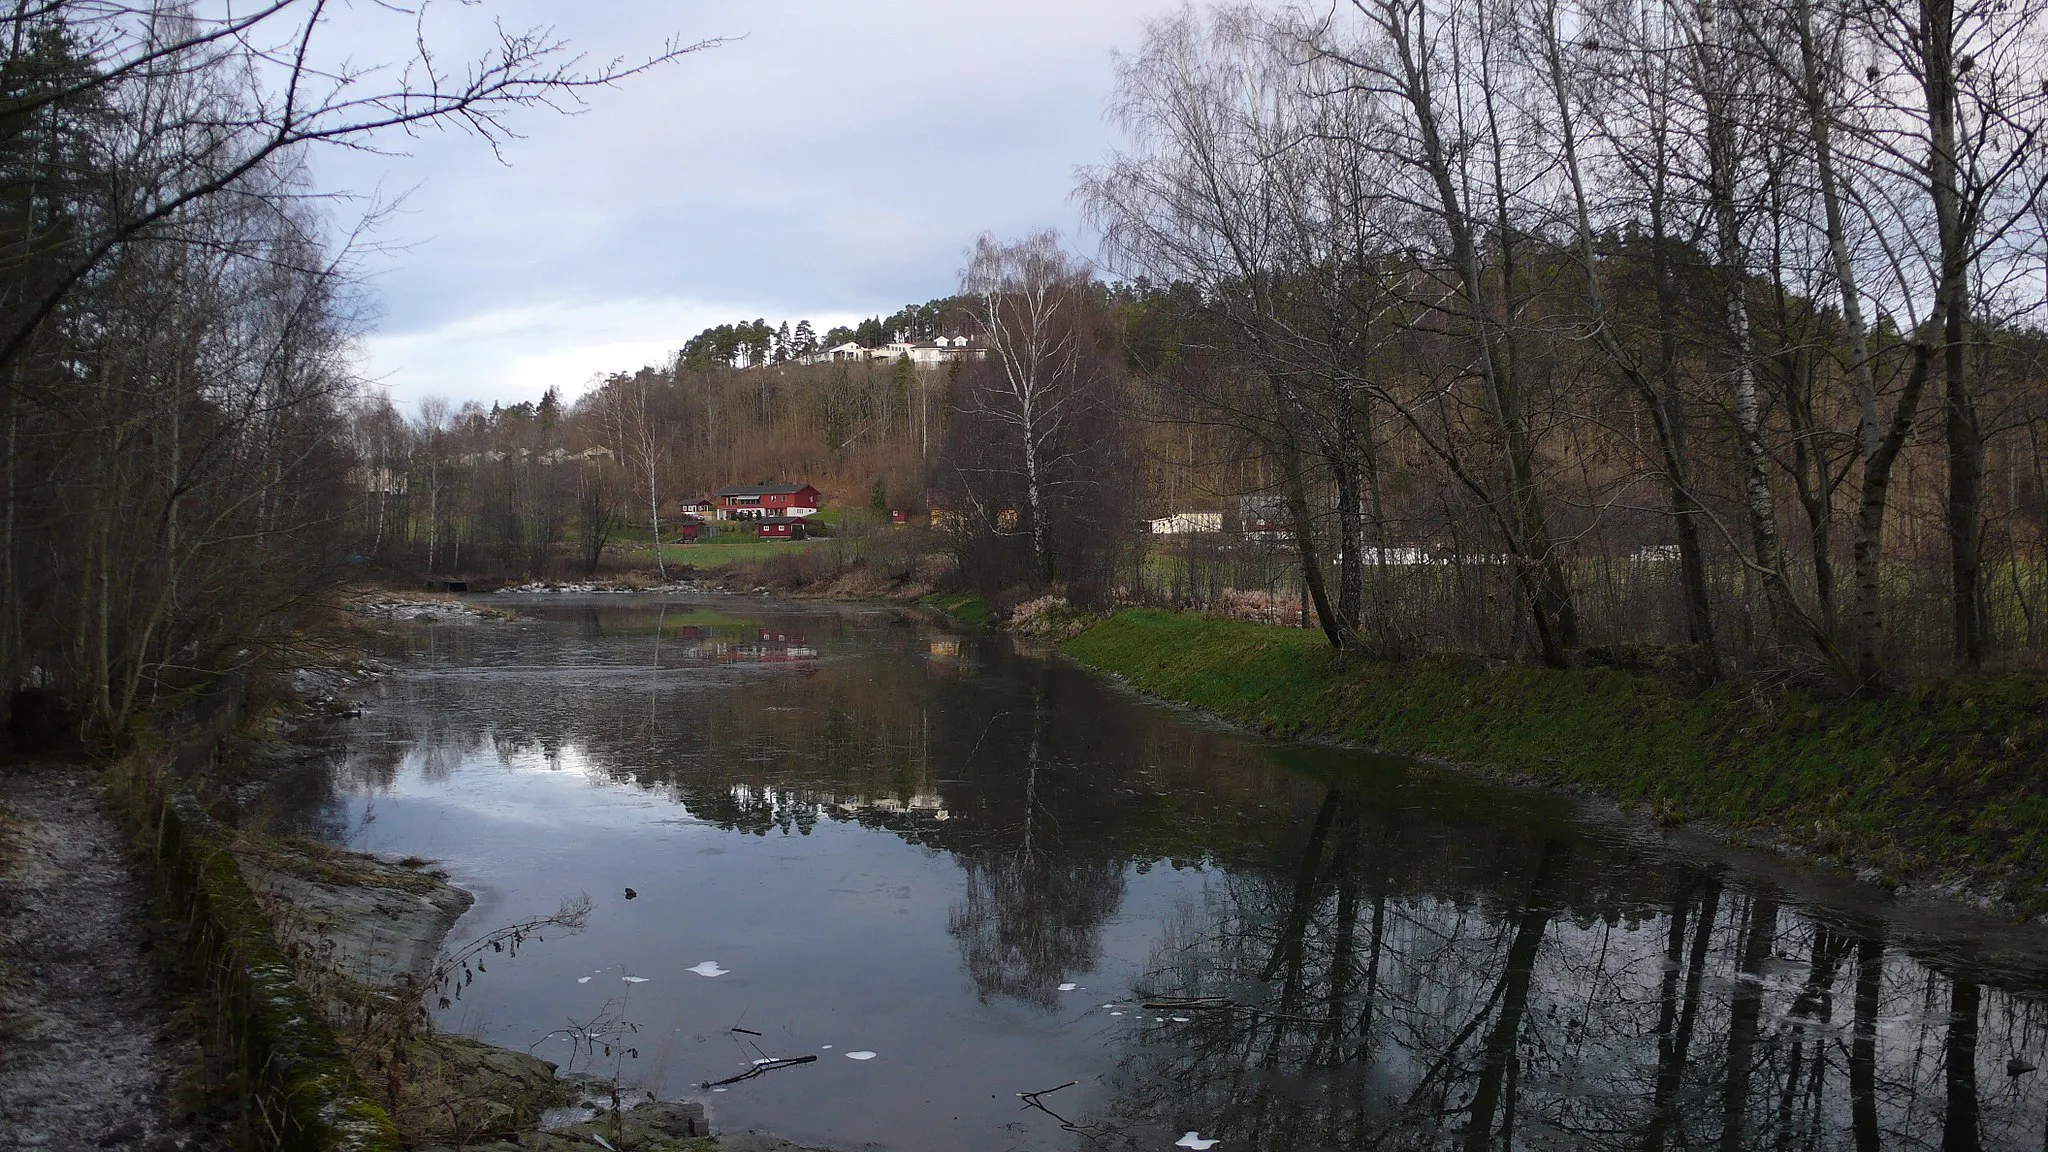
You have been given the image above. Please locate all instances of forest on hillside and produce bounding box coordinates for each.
[1067,0,2048,692]
[351,0,2048,696]
[14,0,2048,741]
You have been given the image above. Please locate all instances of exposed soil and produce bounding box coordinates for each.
[0,762,208,1152]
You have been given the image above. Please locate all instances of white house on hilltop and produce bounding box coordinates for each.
[796,336,987,366]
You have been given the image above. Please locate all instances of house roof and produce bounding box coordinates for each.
[756,515,804,525]
[716,483,817,497]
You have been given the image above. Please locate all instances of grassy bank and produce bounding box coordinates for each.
[919,590,992,626]
[1063,610,2048,913]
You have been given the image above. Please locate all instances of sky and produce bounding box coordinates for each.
[307,0,1190,414]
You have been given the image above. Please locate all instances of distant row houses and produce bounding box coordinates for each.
[794,335,987,366]
[454,445,615,467]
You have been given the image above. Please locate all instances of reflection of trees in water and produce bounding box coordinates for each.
[1092,787,2048,1151]
[300,610,2048,1151]
[947,691,1126,1009]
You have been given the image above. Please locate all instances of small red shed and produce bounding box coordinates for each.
[756,516,808,540]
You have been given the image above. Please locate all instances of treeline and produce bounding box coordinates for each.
[0,3,698,739]
[673,297,978,371]
[344,348,961,576]
[345,240,1173,595]
[1070,0,2048,689]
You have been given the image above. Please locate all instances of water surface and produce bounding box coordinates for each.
[297,597,2048,1151]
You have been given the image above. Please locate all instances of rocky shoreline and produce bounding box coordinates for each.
[241,785,820,1150]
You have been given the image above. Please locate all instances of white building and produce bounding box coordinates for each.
[1150,511,1224,534]
[797,336,987,366]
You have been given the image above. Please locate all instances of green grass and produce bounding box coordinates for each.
[617,537,815,569]
[1064,609,2048,911]
[920,591,992,626]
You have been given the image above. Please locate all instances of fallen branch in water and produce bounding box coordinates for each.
[1139,997,1233,1010]
[702,1055,817,1088]
[1019,1080,1077,1105]
[1016,1080,1101,1140]
[1137,995,1323,1024]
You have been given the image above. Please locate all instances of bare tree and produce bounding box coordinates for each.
[957,231,1102,583]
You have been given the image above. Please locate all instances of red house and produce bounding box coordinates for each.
[756,516,808,540]
[716,482,821,521]
[672,513,706,541]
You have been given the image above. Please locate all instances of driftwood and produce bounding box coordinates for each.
[701,1055,817,1088]
[1138,995,1324,1024]
[1016,1081,1101,1140]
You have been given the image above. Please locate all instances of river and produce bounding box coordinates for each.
[288,596,2048,1150]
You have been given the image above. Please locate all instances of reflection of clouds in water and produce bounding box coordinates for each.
[289,604,2048,1151]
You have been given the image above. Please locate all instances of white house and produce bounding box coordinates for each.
[1150,511,1224,534]
[797,337,988,366]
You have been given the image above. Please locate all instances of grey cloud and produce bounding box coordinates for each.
[311,0,1186,409]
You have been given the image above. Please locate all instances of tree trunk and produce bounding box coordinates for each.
[1465,841,1568,1151]
[1943,978,1981,1152]
[1383,2,1576,666]
[1718,893,1778,1151]
[1281,417,1347,649]
[1851,937,1882,1152]
[1920,0,1987,667]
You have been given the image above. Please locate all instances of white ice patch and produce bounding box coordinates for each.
[845,1051,877,1060]
[1057,983,1077,991]
[1172,1016,1191,1023]
[820,1045,833,1049]
[688,961,729,978]
[576,977,591,984]
[621,976,649,984]
[1176,1134,1220,1150]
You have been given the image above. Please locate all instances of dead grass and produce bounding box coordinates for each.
[231,833,446,896]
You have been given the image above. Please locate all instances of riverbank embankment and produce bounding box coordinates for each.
[1062,609,2048,917]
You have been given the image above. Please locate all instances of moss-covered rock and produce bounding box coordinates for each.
[384,1033,577,1144]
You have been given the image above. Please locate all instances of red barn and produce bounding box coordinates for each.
[716,482,821,521]
[672,513,706,541]
[756,516,808,540]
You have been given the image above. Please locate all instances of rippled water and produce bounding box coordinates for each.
[292,597,2048,1151]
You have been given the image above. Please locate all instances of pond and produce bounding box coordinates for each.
[295,596,2048,1151]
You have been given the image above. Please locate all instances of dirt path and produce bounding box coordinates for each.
[0,763,203,1152]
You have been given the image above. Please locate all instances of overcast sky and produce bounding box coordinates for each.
[313,0,1187,413]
